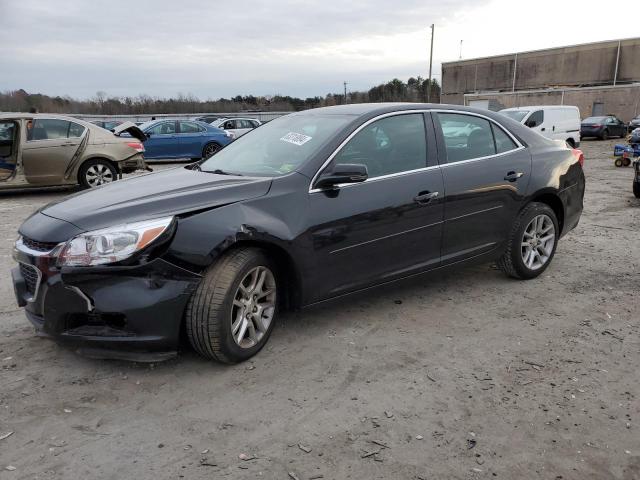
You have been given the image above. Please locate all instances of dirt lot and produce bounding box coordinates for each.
[1,142,639,480]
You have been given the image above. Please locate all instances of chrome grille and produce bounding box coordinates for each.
[19,263,40,295]
[21,236,58,253]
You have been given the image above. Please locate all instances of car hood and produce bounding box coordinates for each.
[39,167,272,232]
[112,121,147,142]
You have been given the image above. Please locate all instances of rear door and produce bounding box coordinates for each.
[306,112,444,301]
[22,119,86,184]
[177,120,206,158]
[434,111,531,264]
[143,121,178,159]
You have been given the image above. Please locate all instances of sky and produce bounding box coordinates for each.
[0,0,630,100]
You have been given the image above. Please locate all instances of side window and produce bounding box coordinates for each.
[250,120,260,128]
[28,119,71,141]
[223,120,237,130]
[437,113,496,162]
[331,113,427,178]
[68,122,86,138]
[605,117,615,125]
[148,122,176,135]
[179,121,203,134]
[239,119,254,129]
[491,124,518,154]
[526,110,544,128]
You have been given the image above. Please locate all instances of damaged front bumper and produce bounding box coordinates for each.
[12,237,200,362]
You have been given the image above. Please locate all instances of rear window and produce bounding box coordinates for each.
[583,116,606,123]
[500,110,529,122]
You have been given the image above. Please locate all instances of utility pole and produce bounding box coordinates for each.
[459,39,463,60]
[343,81,348,104]
[427,24,434,103]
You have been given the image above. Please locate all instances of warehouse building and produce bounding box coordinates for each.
[441,37,640,121]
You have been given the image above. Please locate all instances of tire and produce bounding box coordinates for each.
[202,142,221,159]
[623,157,631,167]
[601,129,609,140]
[79,159,118,188]
[634,181,640,199]
[566,138,575,148]
[498,202,559,280]
[185,248,278,363]
[615,158,624,167]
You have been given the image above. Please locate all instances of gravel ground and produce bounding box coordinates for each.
[0,142,639,480]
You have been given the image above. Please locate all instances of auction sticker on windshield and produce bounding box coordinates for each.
[280,132,312,146]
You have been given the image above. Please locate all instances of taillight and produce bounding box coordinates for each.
[126,142,144,153]
[571,148,584,167]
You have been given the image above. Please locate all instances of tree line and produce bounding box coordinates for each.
[0,77,440,115]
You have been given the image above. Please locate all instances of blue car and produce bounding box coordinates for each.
[137,119,233,161]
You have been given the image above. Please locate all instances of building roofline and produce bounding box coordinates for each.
[442,36,640,66]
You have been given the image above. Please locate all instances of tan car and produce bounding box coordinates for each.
[0,114,149,189]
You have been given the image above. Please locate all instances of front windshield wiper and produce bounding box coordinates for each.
[209,168,242,176]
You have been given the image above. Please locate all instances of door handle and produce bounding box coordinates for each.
[504,171,524,182]
[414,191,439,204]
[540,127,546,132]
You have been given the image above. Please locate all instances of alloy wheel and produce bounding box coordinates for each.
[85,164,114,187]
[231,266,276,348]
[521,214,555,270]
[204,143,220,158]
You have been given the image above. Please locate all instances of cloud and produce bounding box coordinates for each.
[0,0,628,99]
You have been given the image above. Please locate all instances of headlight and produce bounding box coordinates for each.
[57,217,173,267]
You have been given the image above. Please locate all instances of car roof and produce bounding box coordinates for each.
[501,105,578,110]
[0,112,88,122]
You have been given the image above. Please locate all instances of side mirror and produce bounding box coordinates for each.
[145,132,152,138]
[314,163,368,189]
[525,119,536,128]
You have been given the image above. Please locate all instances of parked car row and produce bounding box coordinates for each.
[498,106,637,144]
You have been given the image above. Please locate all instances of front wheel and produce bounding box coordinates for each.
[79,159,118,188]
[185,248,278,363]
[498,202,559,279]
[601,129,609,140]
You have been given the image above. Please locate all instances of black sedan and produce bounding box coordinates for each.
[12,104,585,363]
[628,115,640,133]
[580,115,627,140]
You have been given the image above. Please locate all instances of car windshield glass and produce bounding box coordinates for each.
[210,119,225,127]
[583,117,606,123]
[200,114,353,177]
[500,110,529,122]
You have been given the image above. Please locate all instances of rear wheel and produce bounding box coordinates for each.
[185,248,278,363]
[601,129,609,140]
[202,142,221,159]
[623,157,631,167]
[498,202,559,280]
[79,159,117,188]
[615,158,624,167]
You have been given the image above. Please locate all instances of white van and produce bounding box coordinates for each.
[499,105,581,148]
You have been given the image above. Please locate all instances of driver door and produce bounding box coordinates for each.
[305,112,444,302]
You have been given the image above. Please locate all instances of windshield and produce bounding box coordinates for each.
[500,110,530,122]
[210,119,226,127]
[583,116,606,123]
[200,113,353,177]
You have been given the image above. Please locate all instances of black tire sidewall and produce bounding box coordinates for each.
[216,252,279,362]
[79,159,117,189]
[633,181,640,198]
[509,203,559,279]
